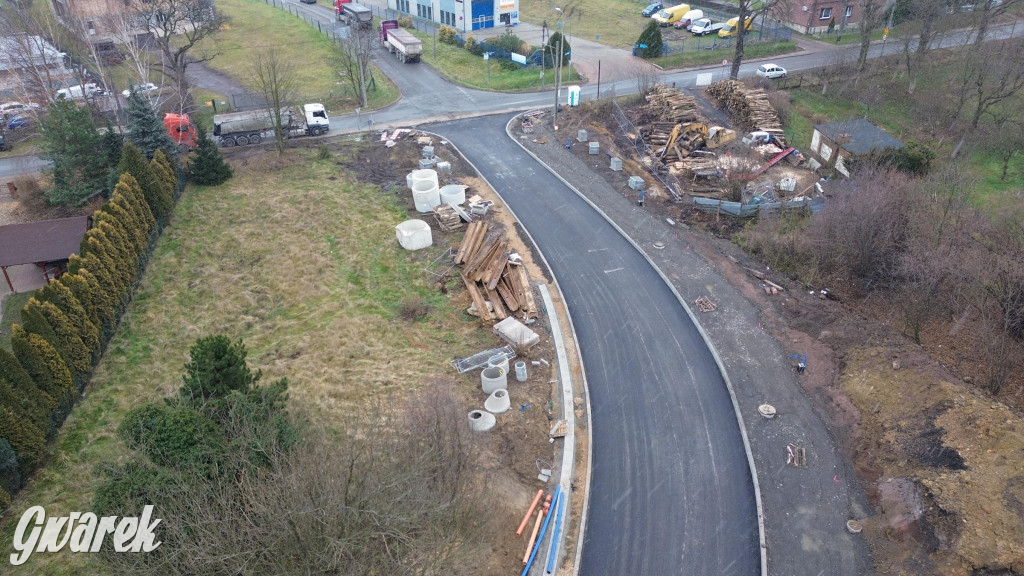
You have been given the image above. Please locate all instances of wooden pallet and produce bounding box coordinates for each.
[695,296,717,312]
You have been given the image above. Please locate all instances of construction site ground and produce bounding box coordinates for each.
[329,135,583,574]
[509,96,1024,576]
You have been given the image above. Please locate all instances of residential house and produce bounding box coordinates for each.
[778,0,861,34]
[809,118,904,177]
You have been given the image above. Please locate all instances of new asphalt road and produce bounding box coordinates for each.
[432,115,759,575]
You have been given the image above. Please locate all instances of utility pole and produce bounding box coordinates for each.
[880,0,897,56]
[552,33,563,130]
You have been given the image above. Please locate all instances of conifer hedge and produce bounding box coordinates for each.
[0,141,185,504]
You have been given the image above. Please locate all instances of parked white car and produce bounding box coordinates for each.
[756,63,788,79]
[122,82,159,98]
[55,83,102,100]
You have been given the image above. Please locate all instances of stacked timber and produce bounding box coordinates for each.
[643,84,699,123]
[705,80,785,144]
[645,122,709,163]
[454,221,537,324]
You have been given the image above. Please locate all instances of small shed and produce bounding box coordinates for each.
[809,119,904,177]
[0,216,90,292]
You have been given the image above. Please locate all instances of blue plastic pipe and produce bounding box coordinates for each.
[522,485,561,576]
[545,488,567,573]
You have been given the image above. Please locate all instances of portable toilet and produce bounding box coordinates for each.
[567,85,581,107]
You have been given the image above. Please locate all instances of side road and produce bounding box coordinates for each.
[509,116,873,576]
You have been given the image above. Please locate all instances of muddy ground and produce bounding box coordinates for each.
[514,92,1024,576]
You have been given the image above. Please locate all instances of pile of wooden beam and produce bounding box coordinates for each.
[454,221,537,324]
[432,204,464,232]
[645,121,709,163]
[705,80,785,144]
[643,84,699,123]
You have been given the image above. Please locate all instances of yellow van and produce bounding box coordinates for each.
[718,16,754,37]
[652,4,691,26]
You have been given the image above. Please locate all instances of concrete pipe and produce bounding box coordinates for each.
[487,354,510,374]
[481,366,507,394]
[485,389,511,414]
[468,410,496,432]
[515,360,528,382]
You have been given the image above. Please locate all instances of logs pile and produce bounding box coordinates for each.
[705,80,785,144]
[454,221,537,324]
[643,84,699,123]
[645,122,709,163]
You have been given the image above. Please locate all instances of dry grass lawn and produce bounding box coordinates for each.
[0,147,491,575]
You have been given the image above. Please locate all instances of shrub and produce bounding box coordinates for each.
[93,462,175,517]
[498,59,520,72]
[119,402,226,476]
[546,31,570,67]
[491,31,526,54]
[466,33,483,56]
[438,25,457,45]
[0,405,47,477]
[399,295,431,321]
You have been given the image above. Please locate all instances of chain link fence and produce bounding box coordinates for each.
[610,99,683,201]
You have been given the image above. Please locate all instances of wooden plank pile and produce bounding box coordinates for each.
[643,84,699,123]
[645,122,709,163]
[705,80,785,144]
[432,204,464,232]
[454,221,537,324]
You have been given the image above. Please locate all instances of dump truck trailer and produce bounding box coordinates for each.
[212,103,330,147]
[379,20,422,63]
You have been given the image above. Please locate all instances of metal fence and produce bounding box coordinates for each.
[610,99,683,201]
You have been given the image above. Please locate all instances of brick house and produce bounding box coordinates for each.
[809,118,904,177]
[778,0,861,34]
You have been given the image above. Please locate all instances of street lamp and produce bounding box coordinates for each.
[552,8,565,130]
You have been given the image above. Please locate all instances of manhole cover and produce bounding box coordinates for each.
[653,241,665,250]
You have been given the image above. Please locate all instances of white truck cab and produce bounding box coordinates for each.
[303,103,330,135]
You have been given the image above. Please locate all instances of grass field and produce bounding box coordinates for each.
[518,0,650,49]
[655,39,797,69]
[0,147,489,574]
[410,30,581,91]
[197,0,399,111]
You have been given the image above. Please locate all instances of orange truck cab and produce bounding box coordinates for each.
[164,113,198,152]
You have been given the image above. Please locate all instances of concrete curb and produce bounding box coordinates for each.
[504,111,769,576]
[426,127,594,576]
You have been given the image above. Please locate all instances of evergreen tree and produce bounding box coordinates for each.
[180,336,261,406]
[119,143,172,226]
[84,235,131,301]
[112,173,157,242]
[0,405,47,477]
[59,273,100,330]
[100,200,146,259]
[103,118,125,192]
[40,279,100,357]
[0,438,22,494]
[126,91,177,160]
[636,21,664,59]
[11,325,73,403]
[0,348,55,416]
[545,31,571,68]
[0,376,52,433]
[152,149,181,200]
[70,254,120,317]
[35,299,93,375]
[19,300,61,357]
[188,119,233,186]
[39,99,108,206]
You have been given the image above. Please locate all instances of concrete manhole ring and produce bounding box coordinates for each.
[653,241,666,250]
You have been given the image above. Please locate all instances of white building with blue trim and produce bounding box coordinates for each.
[388,0,519,32]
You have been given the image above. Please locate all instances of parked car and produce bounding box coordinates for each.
[0,134,8,152]
[673,9,704,29]
[641,2,663,16]
[689,18,715,35]
[0,102,41,118]
[652,3,691,26]
[756,63,787,79]
[7,116,31,130]
[122,82,159,98]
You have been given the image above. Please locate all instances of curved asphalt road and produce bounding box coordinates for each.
[431,115,759,575]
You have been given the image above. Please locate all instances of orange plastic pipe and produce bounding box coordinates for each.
[516,490,545,536]
[523,507,545,564]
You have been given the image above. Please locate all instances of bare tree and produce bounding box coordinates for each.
[336,26,376,108]
[0,7,87,104]
[971,0,1024,46]
[856,0,883,72]
[247,49,299,155]
[981,115,1024,182]
[106,11,157,89]
[132,0,226,112]
[729,0,754,79]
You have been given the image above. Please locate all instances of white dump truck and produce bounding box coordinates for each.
[379,20,422,63]
[213,103,330,147]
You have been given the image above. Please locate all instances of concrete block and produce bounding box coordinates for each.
[610,157,622,171]
[589,142,600,155]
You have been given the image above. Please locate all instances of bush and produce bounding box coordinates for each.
[93,462,175,517]
[438,25,457,45]
[498,59,520,72]
[636,21,664,59]
[465,34,482,56]
[490,31,526,55]
[399,295,431,321]
[119,402,226,476]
